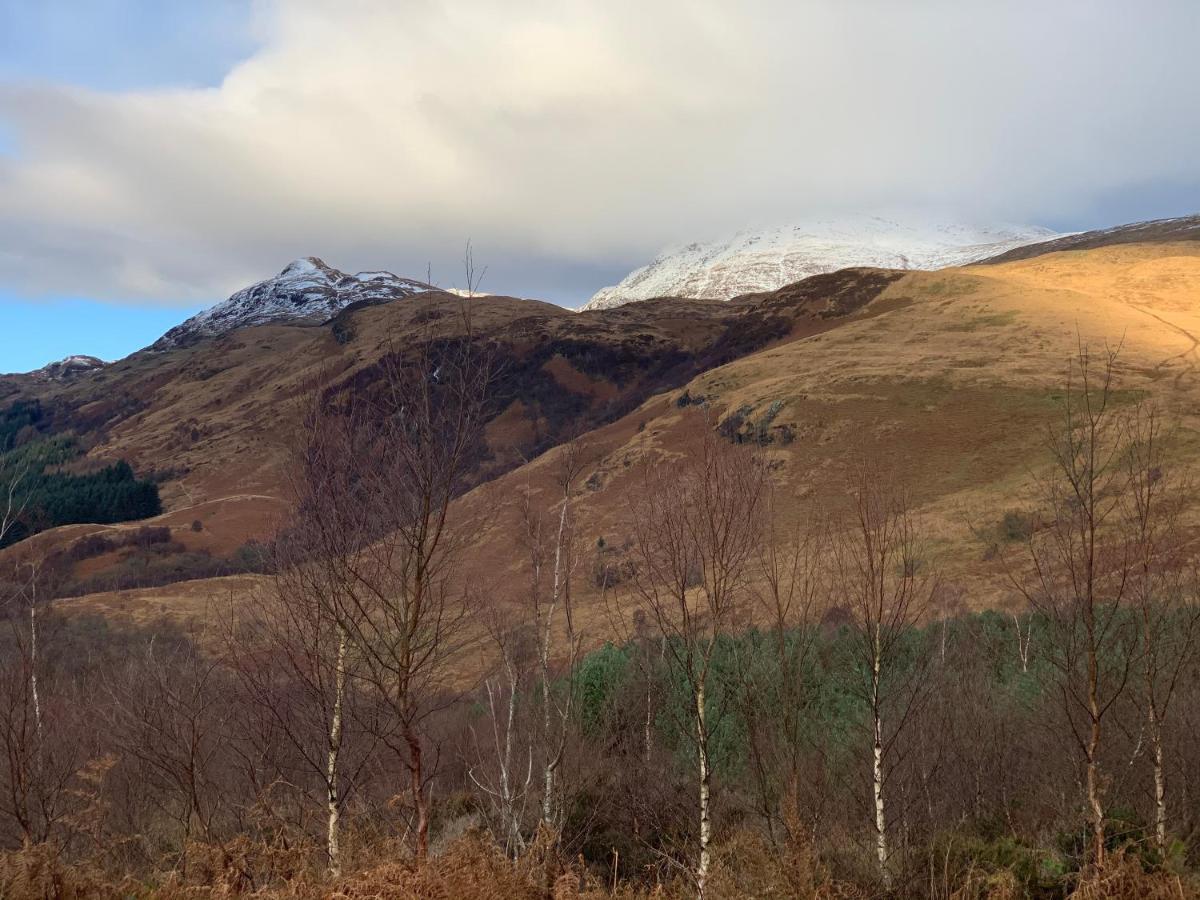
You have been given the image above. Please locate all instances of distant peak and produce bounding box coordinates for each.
[150,258,436,350]
[31,354,106,381]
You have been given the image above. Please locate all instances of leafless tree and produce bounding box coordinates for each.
[0,461,27,548]
[624,415,766,897]
[224,392,380,877]
[467,614,534,857]
[1008,343,1137,867]
[737,488,823,846]
[1121,403,1200,854]
[329,295,494,859]
[829,457,935,888]
[0,564,84,848]
[107,640,233,873]
[516,439,586,833]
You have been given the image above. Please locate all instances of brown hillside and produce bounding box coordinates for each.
[23,241,1200,631]
[2,272,897,589]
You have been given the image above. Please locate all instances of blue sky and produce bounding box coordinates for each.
[0,295,205,373]
[0,1,256,91]
[1,1,1198,375]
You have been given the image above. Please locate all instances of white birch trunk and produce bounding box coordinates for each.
[326,626,347,877]
[30,600,42,741]
[872,626,889,887]
[540,500,570,829]
[1150,705,1166,854]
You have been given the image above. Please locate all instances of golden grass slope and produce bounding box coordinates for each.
[453,241,1200,617]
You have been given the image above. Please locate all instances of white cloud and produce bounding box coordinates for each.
[1,0,1198,304]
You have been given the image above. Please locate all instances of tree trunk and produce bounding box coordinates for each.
[1086,649,1105,866]
[872,629,890,887]
[696,679,711,899]
[541,671,556,828]
[407,728,429,859]
[1150,706,1166,855]
[326,627,347,877]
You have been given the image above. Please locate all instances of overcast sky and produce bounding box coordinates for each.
[2,0,1199,371]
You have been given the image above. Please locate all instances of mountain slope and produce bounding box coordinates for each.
[17,225,1200,638]
[979,214,1200,264]
[584,217,1057,309]
[152,257,435,349]
[464,239,1200,621]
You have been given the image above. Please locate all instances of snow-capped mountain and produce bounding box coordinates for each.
[152,257,435,349]
[583,218,1060,310]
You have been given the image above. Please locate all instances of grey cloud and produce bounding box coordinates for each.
[0,0,1197,307]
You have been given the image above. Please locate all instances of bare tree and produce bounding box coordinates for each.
[467,614,534,857]
[516,439,586,833]
[0,565,83,848]
[224,393,380,877]
[330,297,494,859]
[830,457,935,888]
[1008,343,1137,866]
[107,640,233,872]
[625,415,766,897]
[1121,404,1200,854]
[0,460,28,548]
[737,489,822,846]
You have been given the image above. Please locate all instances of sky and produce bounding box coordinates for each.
[1,0,1199,373]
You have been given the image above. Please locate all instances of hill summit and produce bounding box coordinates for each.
[584,217,1058,309]
[152,257,435,349]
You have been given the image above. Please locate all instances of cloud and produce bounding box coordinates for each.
[1,0,1198,306]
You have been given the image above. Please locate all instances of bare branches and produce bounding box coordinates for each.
[623,413,767,897]
[829,455,936,887]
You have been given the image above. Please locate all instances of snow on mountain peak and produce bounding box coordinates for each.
[583,217,1060,310]
[152,258,435,350]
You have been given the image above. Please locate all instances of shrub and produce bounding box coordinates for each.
[1000,510,1034,542]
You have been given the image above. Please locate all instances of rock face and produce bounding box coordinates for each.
[152,257,434,349]
[583,218,1058,310]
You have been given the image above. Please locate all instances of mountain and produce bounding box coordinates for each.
[978,213,1200,264]
[583,218,1058,309]
[152,257,435,349]
[7,215,1200,632]
[1,355,107,381]
[36,355,107,381]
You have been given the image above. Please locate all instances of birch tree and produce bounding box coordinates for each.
[1008,343,1137,867]
[517,439,586,834]
[1121,404,1199,854]
[333,300,493,859]
[468,616,534,857]
[830,458,934,888]
[739,492,822,845]
[626,415,766,897]
[225,393,375,877]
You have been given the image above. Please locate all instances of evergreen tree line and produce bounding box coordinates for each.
[0,402,162,548]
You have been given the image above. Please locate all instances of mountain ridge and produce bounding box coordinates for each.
[584,217,1058,309]
[151,257,436,350]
